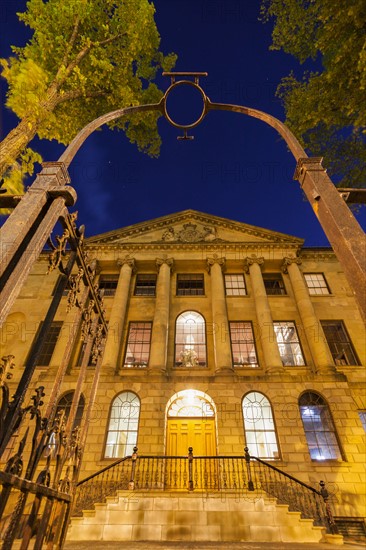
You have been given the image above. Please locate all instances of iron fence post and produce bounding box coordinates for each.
[244,447,254,491]
[129,447,138,490]
[188,447,194,491]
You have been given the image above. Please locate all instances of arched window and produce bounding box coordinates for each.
[242,392,279,460]
[46,391,84,456]
[299,392,342,461]
[56,391,85,428]
[104,391,140,458]
[175,311,206,367]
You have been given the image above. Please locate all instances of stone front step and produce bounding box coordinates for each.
[67,492,327,543]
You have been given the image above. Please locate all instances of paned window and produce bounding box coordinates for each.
[242,392,279,460]
[229,322,258,367]
[134,274,157,296]
[273,321,305,366]
[99,275,119,297]
[46,392,84,456]
[175,311,206,367]
[104,392,140,458]
[32,321,63,366]
[225,274,247,296]
[176,274,204,296]
[304,273,330,295]
[263,273,286,295]
[358,411,366,432]
[123,322,152,368]
[299,392,343,461]
[321,321,359,366]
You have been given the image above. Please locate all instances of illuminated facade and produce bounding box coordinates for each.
[2,210,365,542]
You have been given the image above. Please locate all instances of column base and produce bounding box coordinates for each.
[315,365,337,375]
[148,366,166,376]
[265,365,286,375]
[215,366,234,376]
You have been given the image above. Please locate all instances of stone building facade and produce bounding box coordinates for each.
[1,209,365,528]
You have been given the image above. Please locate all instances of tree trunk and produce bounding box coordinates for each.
[0,117,39,180]
[0,86,59,181]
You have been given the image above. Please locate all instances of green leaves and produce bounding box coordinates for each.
[262,0,366,189]
[0,0,177,194]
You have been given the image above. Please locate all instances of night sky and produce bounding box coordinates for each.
[1,0,365,245]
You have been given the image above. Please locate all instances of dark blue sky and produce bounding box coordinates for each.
[1,0,365,245]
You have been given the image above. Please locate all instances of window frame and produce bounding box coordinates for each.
[320,320,360,366]
[134,273,157,296]
[229,321,259,368]
[263,273,287,295]
[98,274,119,297]
[242,391,280,460]
[303,273,331,295]
[299,391,344,462]
[30,321,63,366]
[122,321,152,368]
[174,310,207,367]
[225,274,247,296]
[358,411,366,432]
[273,321,305,366]
[176,274,205,296]
[104,391,140,459]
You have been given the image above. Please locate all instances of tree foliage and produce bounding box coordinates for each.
[0,0,176,194]
[261,0,366,188]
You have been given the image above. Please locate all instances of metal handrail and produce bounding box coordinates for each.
[72,447,338,534]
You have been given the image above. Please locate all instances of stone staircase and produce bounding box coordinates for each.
[67,491,328,543]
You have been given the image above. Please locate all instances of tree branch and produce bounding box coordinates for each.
[55,89,107,106]
[61,32,128,83]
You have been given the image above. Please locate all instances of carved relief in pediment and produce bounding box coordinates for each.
[160,223,223,243]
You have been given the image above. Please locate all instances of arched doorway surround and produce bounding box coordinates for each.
[165,390,217,456]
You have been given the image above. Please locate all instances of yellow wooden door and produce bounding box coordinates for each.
[166,418,217,490]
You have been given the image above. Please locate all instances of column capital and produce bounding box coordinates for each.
[243,256,264,273]
[117,256,136,273]
[281,256,302,274]
[156,257,174,273]
[206,255,225,273]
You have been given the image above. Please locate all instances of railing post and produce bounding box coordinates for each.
[320,480,338,534]
[244,447,254,491]
[129,447,138,490]
[188,447,194,491]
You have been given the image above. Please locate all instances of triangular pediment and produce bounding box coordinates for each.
[86,210,303,246]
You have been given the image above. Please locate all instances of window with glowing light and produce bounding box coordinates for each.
[104,392,140,458]
[229,322,258,367]
[225,274,247,296]
[123,322,152,368]
[175,311,206,367]
[167,390,214,417]
[304,273,330,295]
[299,392,343,461]
[242,392,279,460]
[273,321,305,366]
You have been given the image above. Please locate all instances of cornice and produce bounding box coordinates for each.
[84,242,303,253]
[85,210,304,246]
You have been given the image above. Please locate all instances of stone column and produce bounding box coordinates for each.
[244,257,283,372]
[102,257,135,369]
[282,257,335,373]
[207,256,233,374]
[148,258,174,373]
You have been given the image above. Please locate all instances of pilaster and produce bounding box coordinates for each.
[103,257,135,370]
[282,256,335,374]
[244,257,283,373]
[207,256,233,374]
[148,257,174,374]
